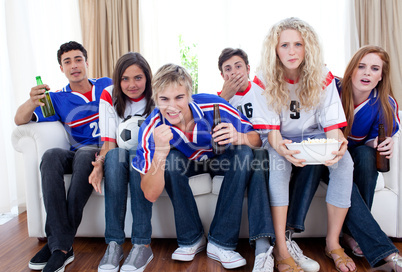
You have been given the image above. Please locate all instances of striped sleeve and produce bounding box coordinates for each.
[132,113,161,174]
[366,95,400,142]
[99,86,118,143]
[217,102,254,133]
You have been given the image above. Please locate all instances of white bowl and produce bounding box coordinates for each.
[285,141,341,165]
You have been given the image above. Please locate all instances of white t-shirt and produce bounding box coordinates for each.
[258,68,347,141]
[99,85,147,143]
[219,81,275,146]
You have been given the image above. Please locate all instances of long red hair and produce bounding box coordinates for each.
[341,45,395,137]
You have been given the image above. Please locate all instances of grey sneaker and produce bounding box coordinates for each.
[120,244,154,272]
[98,241,123,272]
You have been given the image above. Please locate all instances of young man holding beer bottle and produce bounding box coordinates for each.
[133,63,264,270]
[14,41,112,272]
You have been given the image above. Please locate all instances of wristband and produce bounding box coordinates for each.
[95,152,105,164]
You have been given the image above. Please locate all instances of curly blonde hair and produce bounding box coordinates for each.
[258,17,326,113]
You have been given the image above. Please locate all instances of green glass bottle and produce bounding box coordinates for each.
[36,76,55,118]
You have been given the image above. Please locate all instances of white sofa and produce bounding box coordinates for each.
[11,115,402,239]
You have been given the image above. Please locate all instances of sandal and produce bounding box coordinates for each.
[384,253,402,272]
[325,248,357,272]
[274,257,303,272]
[342,235,364,257]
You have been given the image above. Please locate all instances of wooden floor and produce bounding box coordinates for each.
[1,212,401,271]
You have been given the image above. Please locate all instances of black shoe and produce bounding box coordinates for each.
[42,248,74,272]
[29,244,51,270]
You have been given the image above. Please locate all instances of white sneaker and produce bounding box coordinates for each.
[206,242,246,269]
[171,236,206,261]
[286,237,320,272]
[253,246,274,272]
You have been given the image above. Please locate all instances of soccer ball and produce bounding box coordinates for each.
[117,115,145,150]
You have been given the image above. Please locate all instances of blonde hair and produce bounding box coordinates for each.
[152,64,193,106]
[341,45,396,137]
[259,17,325,113]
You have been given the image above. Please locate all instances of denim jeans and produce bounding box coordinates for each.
[164,145,253,250]
[349,145,378,210]
[41,146,98,253]
[287,165,326,231]
[248,148,275,245]
[104,148,152,245]
[346,144,397,267]
[287,160,398,267]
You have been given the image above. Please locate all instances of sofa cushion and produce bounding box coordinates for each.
[159,173,213,197]
[65,172,213,198]
[212,176,224,195]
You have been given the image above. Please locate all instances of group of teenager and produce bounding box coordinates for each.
[14,17,402,272]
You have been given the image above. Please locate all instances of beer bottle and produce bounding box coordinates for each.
[376,124,390,172]
[36,76,55,118]
[212,104,227,155]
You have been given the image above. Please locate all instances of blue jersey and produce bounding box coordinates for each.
[132,93,254,174]
[336,79,400,147]
[34,77,113,150]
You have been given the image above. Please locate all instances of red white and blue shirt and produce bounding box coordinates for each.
[34,77,113,150]
[254,67,347,141]
[99,85,147,143]
[335,79,400,147]
[132,93,254,174]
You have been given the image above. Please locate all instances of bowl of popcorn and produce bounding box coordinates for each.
[285,138,342,165]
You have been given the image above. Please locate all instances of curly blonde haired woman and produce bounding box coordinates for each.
[258,17,356,272]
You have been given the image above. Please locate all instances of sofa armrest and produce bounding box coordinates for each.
[12,121,70,159]
[382,128,401,193]
[381,111,402,237]
[11,121,70,237]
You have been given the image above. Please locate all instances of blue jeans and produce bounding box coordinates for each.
[164,145,253,250]
[41,146,98,253]
[287,165,325,231]
[346,145,397,267]
[287,157,398,267]
[348,145,378,210]
[248,149,275,245]
[104,148,152,245]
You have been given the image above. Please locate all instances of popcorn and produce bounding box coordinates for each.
[300,138,338,144]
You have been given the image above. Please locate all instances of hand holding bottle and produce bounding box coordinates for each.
[35,76,55,118]
[374,135,394,159]
[29,84,49,107]
[211,104,229,154]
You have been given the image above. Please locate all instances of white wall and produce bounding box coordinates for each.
[139,0,355,95]
[2,0,82,214]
